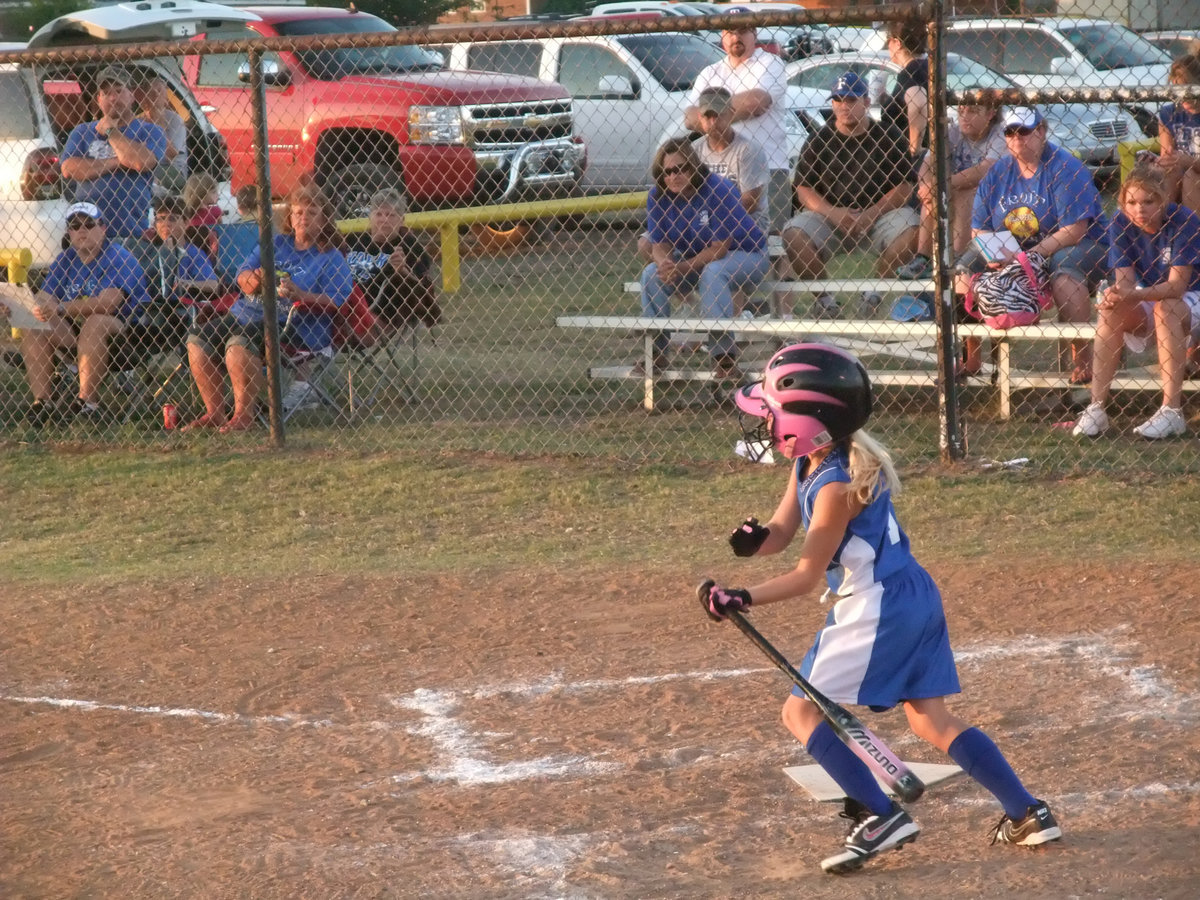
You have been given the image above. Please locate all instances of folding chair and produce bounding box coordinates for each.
[109,238,195,421]
[277,299,343,423]
[213,221,260,293]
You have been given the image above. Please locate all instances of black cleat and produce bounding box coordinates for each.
[990,799,1062,847]
[821,801,920,874]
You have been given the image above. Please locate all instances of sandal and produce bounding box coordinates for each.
[1068,365,1092,385]
[219,414,256,434]
[179,412,226,433]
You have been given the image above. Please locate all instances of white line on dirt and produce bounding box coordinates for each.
[0,695,337,728]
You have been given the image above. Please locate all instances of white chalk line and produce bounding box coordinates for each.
[3,630,1195,791]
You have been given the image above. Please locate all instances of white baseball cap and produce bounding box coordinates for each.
[1002,107,1044,131]
[65,201,103,222]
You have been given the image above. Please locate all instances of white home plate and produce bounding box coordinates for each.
[783,762,963,802]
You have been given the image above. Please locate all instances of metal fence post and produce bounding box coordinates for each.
[929,1,966,462]
[248,45,283,447]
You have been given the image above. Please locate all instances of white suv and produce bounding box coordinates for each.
[429,31,817,191]
[944,17,1173,136]
[0,1,249,274]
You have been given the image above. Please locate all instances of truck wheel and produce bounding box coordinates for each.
[324,163,398,220]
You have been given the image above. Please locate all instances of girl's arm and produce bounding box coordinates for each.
[752,463,802,555]
[746,481,863,606]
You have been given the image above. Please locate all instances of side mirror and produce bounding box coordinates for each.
[598,74,636,99]
[237,58,291,87]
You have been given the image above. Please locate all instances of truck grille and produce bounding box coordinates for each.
[1088,119,1130,142]
[464,100,574,149]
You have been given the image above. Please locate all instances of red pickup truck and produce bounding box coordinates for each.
[182,6,586,215]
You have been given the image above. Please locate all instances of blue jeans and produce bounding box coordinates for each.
[639,249,769,358]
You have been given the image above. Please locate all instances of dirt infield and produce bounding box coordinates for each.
[3,560,1198,899]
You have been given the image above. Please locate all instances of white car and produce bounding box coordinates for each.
[429,31,818,191]
[0,0,249,273]
[785,50,1140,177]
[1139,30,1200,62]
[943,17,1173,136]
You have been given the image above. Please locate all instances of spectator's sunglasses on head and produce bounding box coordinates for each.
[67,216,100,231]
[1004,125,1037,138]
[155,212,181,222]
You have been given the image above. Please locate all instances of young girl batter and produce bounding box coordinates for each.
[699,343,1060,874]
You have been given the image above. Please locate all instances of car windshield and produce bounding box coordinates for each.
[1059,24,1170,71]
[274,15,444,78]
[617,33,723,92]
[945,53,1014,91]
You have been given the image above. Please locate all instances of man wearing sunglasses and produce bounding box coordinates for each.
[60,65,167,240]
[16,202,149,426]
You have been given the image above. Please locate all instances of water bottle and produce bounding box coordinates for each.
[1094,279,1109,307]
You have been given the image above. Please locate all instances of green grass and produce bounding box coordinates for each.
[1,447,1196,586]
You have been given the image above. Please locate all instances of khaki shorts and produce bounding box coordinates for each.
[785,207,920,261]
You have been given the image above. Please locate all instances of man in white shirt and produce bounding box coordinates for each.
[686,11,790,235]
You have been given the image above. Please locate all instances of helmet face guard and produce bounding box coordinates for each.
[733,343,872,458]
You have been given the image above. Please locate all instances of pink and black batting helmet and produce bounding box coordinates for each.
[734,343,872,457]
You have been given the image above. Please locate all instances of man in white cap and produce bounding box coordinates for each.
[61,65,167,240]
[18,202,150,426]
[686,10,791,238]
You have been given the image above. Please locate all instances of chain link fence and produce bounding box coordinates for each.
[1,2,1198,472]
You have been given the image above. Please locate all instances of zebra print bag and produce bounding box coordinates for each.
[964,250,1052,329]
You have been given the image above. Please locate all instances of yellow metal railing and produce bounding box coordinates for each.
[338,191,648,292]
[0,247,32,285]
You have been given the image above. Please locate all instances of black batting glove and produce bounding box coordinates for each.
[697,579,752,622]
[729,517,769,557]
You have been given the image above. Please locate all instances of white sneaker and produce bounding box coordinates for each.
[1072,402,1109,437]
[1132,405,1186,439]
[282,380,319,412]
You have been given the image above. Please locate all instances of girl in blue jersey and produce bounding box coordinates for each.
[1156,54,1200,214]
[1074,166,1200,439]
[700,343,1060,874]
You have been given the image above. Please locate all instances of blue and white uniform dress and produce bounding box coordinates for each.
[795,447,960,710]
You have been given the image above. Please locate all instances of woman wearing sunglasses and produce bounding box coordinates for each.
[14,201,149,427]
[955,107,1108,385]
[638,137,769,378]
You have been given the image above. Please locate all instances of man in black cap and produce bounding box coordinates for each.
[61,65,167,240]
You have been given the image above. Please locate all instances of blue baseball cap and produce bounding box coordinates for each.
[830,71,869,99]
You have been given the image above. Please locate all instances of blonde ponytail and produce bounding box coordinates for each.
[846,429,900,505]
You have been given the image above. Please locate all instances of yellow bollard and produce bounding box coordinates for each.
[0,247,32,340]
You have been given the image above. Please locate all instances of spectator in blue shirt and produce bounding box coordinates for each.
[639,137,768,377]
[61,65,166,240]
[958,107,1107,383]
[1155,54,1200,215]
[17,202,149,426]
[1074,166,1200,440]
[183,183,352,432]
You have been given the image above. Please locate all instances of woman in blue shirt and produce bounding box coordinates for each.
[1074,166,1200,439]
[958,107,1107,383]
[183,184,352,433]
[17,201,149,426]
[1156,54,1200,214]
[639,137,768,377]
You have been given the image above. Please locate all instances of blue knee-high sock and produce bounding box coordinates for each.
[947,727,1038,819]
[806,721,893,817]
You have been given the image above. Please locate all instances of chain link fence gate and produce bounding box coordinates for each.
[0,2,1198,473]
